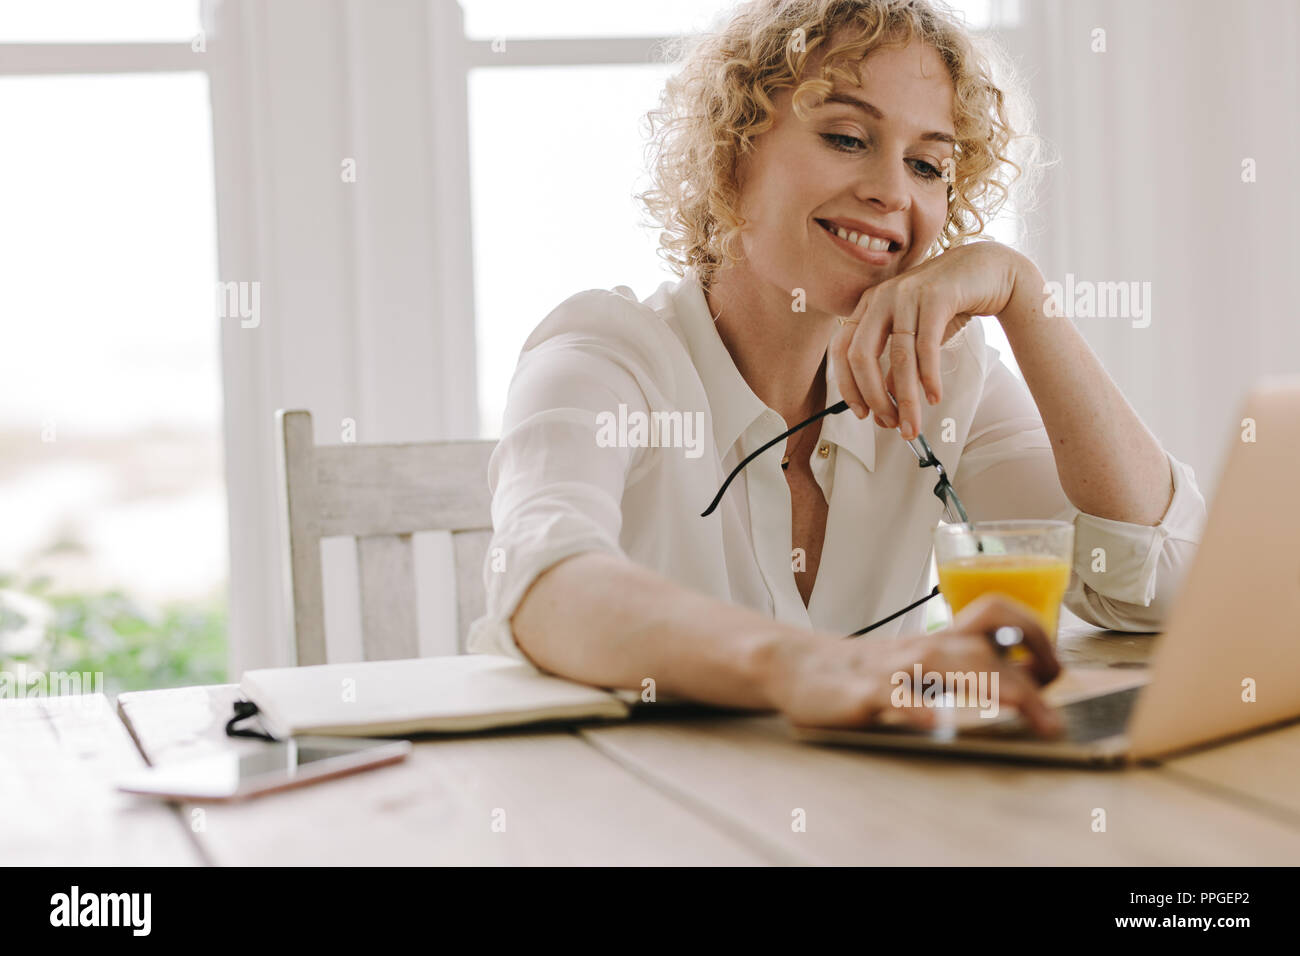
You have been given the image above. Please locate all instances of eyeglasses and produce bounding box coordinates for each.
[700,398,972,637]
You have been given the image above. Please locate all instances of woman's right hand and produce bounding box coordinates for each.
[760,594,1065,736]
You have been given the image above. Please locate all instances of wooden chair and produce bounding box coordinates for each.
[275,409,496,666]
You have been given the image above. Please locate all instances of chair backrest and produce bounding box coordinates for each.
[276,409,496,666]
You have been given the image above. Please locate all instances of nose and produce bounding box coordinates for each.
[853,152,911,215]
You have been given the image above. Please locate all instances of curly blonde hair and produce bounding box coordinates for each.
[639,0,1034,290]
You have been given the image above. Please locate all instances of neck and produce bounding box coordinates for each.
[704,263,836,427]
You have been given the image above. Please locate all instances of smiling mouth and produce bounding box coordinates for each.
[815,219,902,253]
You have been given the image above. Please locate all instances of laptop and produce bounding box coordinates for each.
[792,378,1300,766]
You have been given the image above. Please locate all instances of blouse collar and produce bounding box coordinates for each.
[669,269,877,473]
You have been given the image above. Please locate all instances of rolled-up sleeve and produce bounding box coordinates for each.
[465,293,663,661]
[951,342,1208,632]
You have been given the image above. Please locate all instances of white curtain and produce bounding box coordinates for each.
[1005,0,1300,497]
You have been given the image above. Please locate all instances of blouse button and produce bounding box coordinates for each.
[818,442,830,457]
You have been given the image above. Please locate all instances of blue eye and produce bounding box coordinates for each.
[822,132,947,183]
[909,159,943,181]
[821,132,865,152]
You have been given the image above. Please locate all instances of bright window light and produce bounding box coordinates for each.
[469,64,678,437]
[0,0,201,43]
[458,0,1018,39]
[0,72,225,604]
[459,0,739,39]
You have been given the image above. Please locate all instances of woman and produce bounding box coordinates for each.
[467,0,1206,734]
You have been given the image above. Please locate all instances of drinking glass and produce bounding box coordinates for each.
[934,520,1074,643]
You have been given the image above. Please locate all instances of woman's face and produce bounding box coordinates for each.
[733,39,957,318]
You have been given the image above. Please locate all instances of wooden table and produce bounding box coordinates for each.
[5,615,1300,865]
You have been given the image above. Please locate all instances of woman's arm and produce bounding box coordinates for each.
[948,344,1206,631]
[511,551,792,710]
[996,252,1173,526]
[512,551,1065,735]
[830,242,1204,628]
[830,241,1176,527]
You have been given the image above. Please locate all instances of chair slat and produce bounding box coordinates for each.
[277,410,328,666]
[357,534,420,661]
[314,441,494,536]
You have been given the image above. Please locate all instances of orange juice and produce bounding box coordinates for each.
[937,554,1071,641]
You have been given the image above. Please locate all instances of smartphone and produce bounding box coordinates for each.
[116,736,412,802]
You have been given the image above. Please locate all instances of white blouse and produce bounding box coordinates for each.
[467,270,1207,661]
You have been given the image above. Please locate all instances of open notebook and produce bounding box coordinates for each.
[239,654,643,738]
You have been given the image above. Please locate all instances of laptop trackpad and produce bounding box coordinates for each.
[880,667,1151,737]
[963,686,1144,743]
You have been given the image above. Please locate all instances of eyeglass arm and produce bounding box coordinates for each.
[904,432,970,525]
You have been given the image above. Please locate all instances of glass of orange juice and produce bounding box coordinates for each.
[934,520,1074,643]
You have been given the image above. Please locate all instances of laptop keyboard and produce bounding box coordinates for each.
[1058,686,1142,742]
[966,686,1142,742]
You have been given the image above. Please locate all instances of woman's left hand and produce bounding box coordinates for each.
[829,240,1028,440]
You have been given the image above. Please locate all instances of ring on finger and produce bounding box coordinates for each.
[991,626,1024,653]
[990,625,1032,664]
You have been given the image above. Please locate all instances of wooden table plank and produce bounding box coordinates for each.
[1055,611,1159,669]
[1161,721,1300,823]
[581,712,1300,865]
[579,618,1299,865]
[0,694,203,866]
[116,684,769,865]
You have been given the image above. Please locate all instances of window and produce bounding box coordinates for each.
[0,0,201,43]
[468,63,677,434]
[460,0,736,39]
[0,14,226,692]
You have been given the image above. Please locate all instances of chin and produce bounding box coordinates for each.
[817,274,876,318]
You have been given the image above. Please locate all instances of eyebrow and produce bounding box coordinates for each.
[821,91,956,145]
